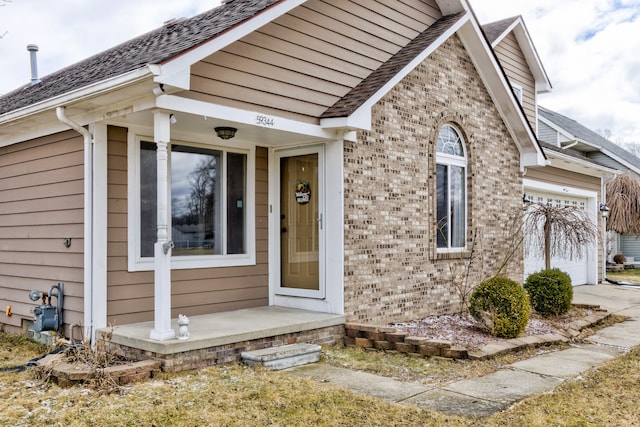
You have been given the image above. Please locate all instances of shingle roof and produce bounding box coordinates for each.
[481,16,518,45]
[538,140,614,170]
[539,106,640,171]
[0,0,281,116]
[321,12,466,119]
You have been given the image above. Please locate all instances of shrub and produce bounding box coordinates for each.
[613,253,625,264]
[524,269,573,316]
[469,276,530,339]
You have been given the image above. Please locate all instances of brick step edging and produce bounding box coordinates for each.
[344,309,612,361]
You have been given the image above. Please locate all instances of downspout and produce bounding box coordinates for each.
[56,106,95,342]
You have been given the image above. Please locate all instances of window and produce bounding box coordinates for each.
[511,84,523,105]
[436,124,467,250]
[130,138,254,271]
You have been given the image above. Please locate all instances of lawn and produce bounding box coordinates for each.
[2,330,640,426]
[606,267,640,284]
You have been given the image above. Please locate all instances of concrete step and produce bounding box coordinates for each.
[241,343,321,370]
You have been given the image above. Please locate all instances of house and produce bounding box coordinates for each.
[483,16,617,286]
[537,106,640,262]
[0,0,546,368]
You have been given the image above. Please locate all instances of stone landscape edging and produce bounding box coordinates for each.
[344,305,612,360]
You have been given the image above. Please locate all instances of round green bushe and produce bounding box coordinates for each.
[469,276,530,338]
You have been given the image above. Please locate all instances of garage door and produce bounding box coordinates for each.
[524,191,589,285]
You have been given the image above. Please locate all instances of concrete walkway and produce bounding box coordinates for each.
[286,284,640,417]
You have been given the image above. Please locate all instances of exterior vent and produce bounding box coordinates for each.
[27,44,41,85]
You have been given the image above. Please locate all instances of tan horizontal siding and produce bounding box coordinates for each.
[494,32,537,129]
[526,166,601,192]
[106,126,269,326]
[184,0,442,122]
[0,130,84,335]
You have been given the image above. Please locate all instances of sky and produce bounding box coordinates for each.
[0,0,638,143]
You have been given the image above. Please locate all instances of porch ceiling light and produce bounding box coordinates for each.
[215,126,237,140]
[599,202,610,219]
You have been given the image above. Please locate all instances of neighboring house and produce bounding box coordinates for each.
[538,106,640,261]
[483,16,617,286]
[0,0,545,354]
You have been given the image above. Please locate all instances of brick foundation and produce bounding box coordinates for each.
[100,325,344,373]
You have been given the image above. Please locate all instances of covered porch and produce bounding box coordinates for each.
[97,306,345,372]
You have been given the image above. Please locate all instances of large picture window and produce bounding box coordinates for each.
[436,124,467,250]
[132,138,253,270]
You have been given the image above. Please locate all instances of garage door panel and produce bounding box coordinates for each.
[524,191,589,286]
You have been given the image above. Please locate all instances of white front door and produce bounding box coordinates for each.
[275,146,325,299]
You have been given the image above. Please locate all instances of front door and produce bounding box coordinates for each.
[276,146,325,298]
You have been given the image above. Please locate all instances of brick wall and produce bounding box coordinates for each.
[343,35,524,324]
[100,325,344,373]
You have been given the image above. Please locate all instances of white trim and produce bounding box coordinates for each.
[274,145,326,299]
[328,13,470,132]
[436,124,468,252]
[523,178,599,285]
[539,115,639,175]
[457,18,545,169]
[92,123,108,340]
[0,68,154,127]
[158,0,307,80]
[268,139,344,315]
[488,17,551,93]
[511,83,523,105]
[156,95,333,140]
[320,13,471,132]
[127,131,256,271]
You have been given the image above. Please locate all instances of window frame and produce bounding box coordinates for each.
[511,83,523,105]
[435,124,468,253]
[127,133,256,272]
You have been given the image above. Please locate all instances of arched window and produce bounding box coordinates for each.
[436,124,467,250]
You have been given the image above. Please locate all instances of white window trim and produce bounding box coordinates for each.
[127,132,256,272]
[436,124,468,253]
[511,83,523,105]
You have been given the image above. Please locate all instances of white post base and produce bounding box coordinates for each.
[150,328,176,341]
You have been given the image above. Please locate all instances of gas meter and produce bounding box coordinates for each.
[29,282,64,333]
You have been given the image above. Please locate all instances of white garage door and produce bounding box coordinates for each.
[524,191,590,285]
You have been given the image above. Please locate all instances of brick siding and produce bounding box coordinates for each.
[343,35,524,324]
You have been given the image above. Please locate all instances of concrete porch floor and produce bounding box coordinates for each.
[99,306,345,356]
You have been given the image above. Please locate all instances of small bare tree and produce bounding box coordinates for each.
[439,206,528,314]
[606,173,640,234]
[524,202,598,270]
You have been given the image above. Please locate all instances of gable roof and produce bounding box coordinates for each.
[482,16,518,44]
[321,12,466,119]
[481,16,551,94]
[0,0,281,116]
[539,106,640,172]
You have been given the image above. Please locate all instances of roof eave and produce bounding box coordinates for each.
[0,66,155,126]
[158,0,306,86]
[545,149,621,176]
[489,16,552,94]
[457,18,545,168]
[321,13,470,132]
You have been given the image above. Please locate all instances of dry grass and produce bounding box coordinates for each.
[606,268,640,283]
[2,324,640,426]
[0,331,48,370]
[322,344,569,388]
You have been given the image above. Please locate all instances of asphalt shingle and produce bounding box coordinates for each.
[0,0,280,115]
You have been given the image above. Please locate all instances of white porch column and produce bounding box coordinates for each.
[150,110,175,341]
